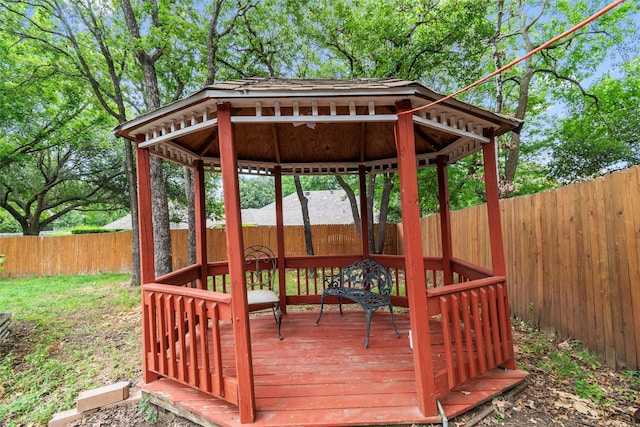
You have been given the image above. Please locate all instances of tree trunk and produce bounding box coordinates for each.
[335,175,361,238]
[374,174,394,254]
[120,0,173,276]
[124,138,141,286]
[502,68,532,197]
[294,176,314,256]
[366,175,378,253]
[184,167,196,266]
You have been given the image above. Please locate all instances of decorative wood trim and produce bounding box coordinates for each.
[139,116,219,149]
[230,114,398,124]
[412,114,489,143]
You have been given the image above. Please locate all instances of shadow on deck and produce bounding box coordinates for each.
[141,311,527,427]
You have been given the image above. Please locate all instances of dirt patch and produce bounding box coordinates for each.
[0,319,38,368]
[67,402,201,427]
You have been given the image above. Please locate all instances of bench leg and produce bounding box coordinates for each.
[388,304,401,338]
[315,294,327,325]
[364,309,373,348]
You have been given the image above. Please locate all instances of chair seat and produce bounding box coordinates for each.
[247,289,279,305]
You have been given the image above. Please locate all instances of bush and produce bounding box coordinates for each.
[70,226,113,235]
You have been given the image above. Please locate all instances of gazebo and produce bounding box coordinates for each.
[114,77,527,426]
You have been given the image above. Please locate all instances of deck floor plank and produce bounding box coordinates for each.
[142,311,527,427]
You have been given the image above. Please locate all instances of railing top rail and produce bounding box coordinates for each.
[155,264,201,285]
[143,282,232,305]
[427,276,506,298]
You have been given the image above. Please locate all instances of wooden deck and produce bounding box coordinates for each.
[141,311,527,427]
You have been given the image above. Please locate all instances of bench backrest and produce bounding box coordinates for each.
[340,259,394,296]
[244,244,277,291]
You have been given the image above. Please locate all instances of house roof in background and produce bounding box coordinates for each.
[104,190,368,229]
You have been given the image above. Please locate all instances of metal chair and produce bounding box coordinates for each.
[244,244,283,340]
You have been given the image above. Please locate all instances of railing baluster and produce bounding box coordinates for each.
[450,294,466,383]
[488,286,502,364]
[480,288,495,368]
[197,300,211,393]
[156,293,167,376]
[186,297,198,387]
[461,292,477,378]
[497,284,512,362]
[470,290,487,373]
[208,301,224,396]
[175,296,187,382]
[166,294,177,378]
[145,291,159,374]
[439,296,455,388]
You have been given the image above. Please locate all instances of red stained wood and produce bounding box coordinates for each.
[274,167,287,315]
[395,100,436,415]
[194,160,208,289]
[482,129,506,276]
[141,312,527,427]
[359,166,370,258]
[437,156,453,284]
[135,140,155,285]
[218,103,256,422]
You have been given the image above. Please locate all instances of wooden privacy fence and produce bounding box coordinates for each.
[2,167,639,370]
[419,166,640,370]
[0,224,397,278]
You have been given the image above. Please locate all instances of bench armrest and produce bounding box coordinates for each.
[323,273,342,288]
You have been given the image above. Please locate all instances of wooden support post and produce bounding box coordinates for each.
[193,160,208,289]
[395,100,437,416]
[482,128,516,369]
[136,137,155,285]
[135,137,157,384]
[217,103,256,423]
[437,156,453,284]
[359,165,370,258]
[274,166,287,314]
[482,129,506,276]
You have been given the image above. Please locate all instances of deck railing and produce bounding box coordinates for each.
[143,256,512,406]
[427,260,513,395]
[142,266,238,405]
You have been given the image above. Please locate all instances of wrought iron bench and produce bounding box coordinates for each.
[315,258,401,348]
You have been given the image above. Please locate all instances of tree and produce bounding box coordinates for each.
[0,63,125,234]
[293,177,314,256]
[285,0,494,245]
[485,0,639,196]
[546,57,640,182]
[239,176,275,209]
[0,0,249,279]
[0,0,143,282]
[0,25,126,235]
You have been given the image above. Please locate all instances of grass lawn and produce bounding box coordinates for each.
[0,274,139,426]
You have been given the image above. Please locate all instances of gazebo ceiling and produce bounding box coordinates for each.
[114,77,522,175]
